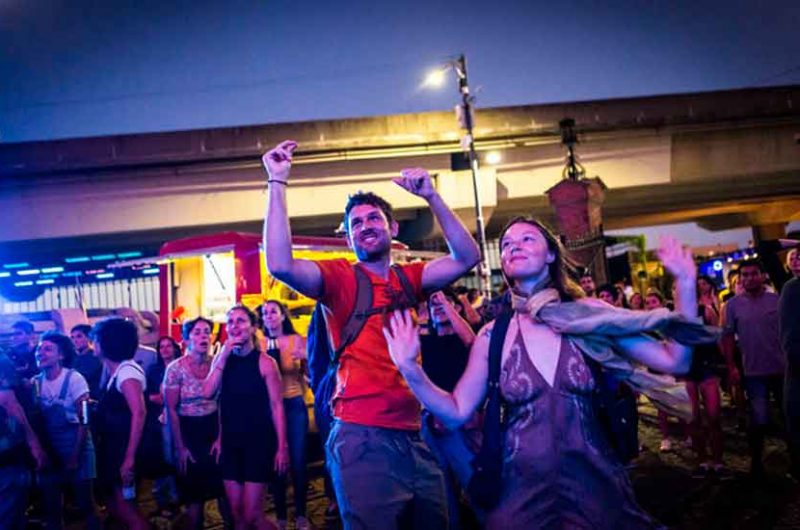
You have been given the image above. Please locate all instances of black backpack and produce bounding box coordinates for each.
[307,263,417,429]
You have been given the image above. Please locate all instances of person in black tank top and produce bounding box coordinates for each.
[91,318,149,530]
[204,305,289,529]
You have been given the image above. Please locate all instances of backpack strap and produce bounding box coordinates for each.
[332,263,419,365]
[332,264,374,364]
[390,264,417,309]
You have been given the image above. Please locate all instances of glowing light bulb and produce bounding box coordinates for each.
[423,69,447,88]
[485,151,502,165]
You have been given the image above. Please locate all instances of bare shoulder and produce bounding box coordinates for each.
[477,320,496,340]
[259,352,280,375]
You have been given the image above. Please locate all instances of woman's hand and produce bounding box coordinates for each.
[383,309,422,374]
[209,437,222,465]
[29,439,47,471]
[291,339,307,361]
[220,338,244,358]
[274,445,289,475]
[120,455,135,485]
[177,445,196,475]
[657,235,696,283]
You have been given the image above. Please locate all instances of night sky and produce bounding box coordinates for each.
[1,0,798,143]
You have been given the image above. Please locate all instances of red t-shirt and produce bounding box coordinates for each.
[316,258,426,430]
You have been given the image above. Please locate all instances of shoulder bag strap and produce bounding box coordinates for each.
[481,311,514,453]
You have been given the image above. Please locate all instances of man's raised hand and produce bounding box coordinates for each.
[392,168,436,200]
[262,140,298,183]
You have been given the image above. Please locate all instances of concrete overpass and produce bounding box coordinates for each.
[1,84,799,262]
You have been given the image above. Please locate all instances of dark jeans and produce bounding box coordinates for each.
[744,374,784,466]
[326,420,448,530]
[40,472,100,530]
[420,415,479,529]
[744,375,784,426]
[314,396,336,504]
[0,464,31,530]
[785,372,800,474]
[270,396,309,520]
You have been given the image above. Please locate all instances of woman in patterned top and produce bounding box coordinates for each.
[164,317,228,529]
[384,218,701,529]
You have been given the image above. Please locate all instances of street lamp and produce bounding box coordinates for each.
[424,54,491,296]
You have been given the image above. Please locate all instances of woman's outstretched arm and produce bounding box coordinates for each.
[384,309,491,429]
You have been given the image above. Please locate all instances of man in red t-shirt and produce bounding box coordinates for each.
[263,140,480,530]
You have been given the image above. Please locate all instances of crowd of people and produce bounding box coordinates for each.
[0,139,798,529]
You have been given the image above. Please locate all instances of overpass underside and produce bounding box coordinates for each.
[1,85,798,262]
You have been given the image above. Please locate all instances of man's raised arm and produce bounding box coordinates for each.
[391,169,480,292]
[263,141,324,299]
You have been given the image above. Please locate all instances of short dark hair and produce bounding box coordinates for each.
[738,259,766,273]
[181,317,215,341]
[91,317,139,362]
[12,320,34,335]
[70,324,92,336]
[596,284,617,300]
[40,331,77,368]
[343,192,394,232]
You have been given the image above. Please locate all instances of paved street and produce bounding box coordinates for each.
[58,397,800,529]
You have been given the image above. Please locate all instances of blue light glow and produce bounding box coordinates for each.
[117,251,143,259]
[0,272,10,278]
[14,281,34,287]
[3,262,29,269]
[96,272,115,279]
[61,271,83,277]
[65,257,90,263]
[91,254,116,261]
[36,279,55,285]
[712,260,723,271]
[17,269,41,276]
[142,268,160,275]
[41,266,64,273]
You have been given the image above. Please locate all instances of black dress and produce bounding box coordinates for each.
[686,304,725,382]
[219,349,276,484]
[94,369,140,492]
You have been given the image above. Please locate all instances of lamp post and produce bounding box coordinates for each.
[425,54,491,296]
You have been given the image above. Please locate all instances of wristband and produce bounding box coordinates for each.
[268,179,288,186]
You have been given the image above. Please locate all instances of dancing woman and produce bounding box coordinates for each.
[384,217,714,529]
[204,305,289,530]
